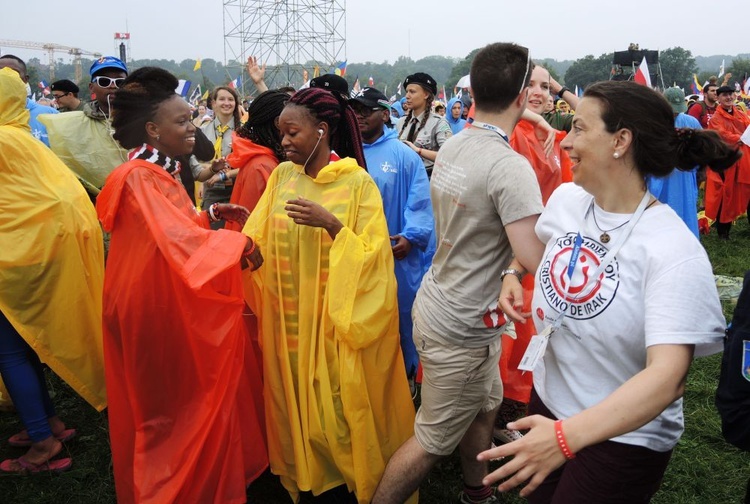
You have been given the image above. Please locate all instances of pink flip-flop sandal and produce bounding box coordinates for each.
[0,456,72,474]
[8,429,76,448]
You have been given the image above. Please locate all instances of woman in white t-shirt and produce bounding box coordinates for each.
[478,81,741,503]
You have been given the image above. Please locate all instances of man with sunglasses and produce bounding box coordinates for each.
[40,57,129,201]
[350,87,433,399]
[50,80,84,112]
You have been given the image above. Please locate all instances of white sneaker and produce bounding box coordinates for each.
[493,427,523,445]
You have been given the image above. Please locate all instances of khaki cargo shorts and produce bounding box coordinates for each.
[412,310,503,456]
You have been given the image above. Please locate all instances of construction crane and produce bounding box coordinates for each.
[0,39,102,82]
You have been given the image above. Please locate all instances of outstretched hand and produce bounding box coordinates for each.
[477,415,567,498]
[247,56,266,84]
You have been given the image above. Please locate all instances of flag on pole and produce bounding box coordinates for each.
[201,89,209,101]
[38,80,50,95]
[718,59,725,78]
[175,79,191,98]
[313,65,320,78]
[350,77,361,98]
[193,59,202,72]
[229,75,242,89]
[334,61,347,77]
[189,84,202,105]
[634,56,652,88]
[397,82,402,96]
[368,76,374,86]
[383,84,388,96]
[743,74,750,97]
[691,74,703,95]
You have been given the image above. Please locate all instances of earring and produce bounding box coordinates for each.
[613,152,619,159]
[156,135,160,142]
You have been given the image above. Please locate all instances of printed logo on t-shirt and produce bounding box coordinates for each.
[381,161,397,173]
[538,232,620,321]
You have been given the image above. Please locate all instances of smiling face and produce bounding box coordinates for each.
[718,90,735,111]
[148,95,196,158]
[560,97,619,191]
[278,104,326,165]
[214,88,237,122]
[526,66,551,115]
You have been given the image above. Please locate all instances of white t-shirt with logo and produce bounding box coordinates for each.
[532,183,725,452]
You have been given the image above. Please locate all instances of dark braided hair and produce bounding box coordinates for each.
[111,66,178,149]
[398,87,435,142]
[287,87,367,170]
[237,90,289,161]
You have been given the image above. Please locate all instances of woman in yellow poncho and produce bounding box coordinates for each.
[0,67,106,473]
[242,87,417,503]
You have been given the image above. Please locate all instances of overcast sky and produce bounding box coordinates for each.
[1,1,742,67]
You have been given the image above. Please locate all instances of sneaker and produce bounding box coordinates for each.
[493,427,523,445]
[458,490,500,504]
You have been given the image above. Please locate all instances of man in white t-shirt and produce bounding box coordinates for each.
[372,42,546,504]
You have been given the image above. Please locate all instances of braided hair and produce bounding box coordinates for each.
[237,90,289,161]
[111,66,178,149]
[288,87,367,170]
[398,88,435,142]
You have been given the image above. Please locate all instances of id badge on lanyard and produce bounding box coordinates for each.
[517,192,651,372]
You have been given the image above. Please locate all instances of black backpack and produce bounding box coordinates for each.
[716,270,750,452]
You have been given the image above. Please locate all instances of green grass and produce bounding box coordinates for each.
[1,220,749,503]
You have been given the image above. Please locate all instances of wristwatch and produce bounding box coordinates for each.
[557,86,570,99]
[500,268,523,282]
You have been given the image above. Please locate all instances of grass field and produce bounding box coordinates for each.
[1,220,749,503]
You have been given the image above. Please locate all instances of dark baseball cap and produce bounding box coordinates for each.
[310,74,349,95]
[350,87,390,110]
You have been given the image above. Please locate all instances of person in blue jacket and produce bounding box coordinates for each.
[0,55,58,147]
[445,97,467,135]
[647,87,701,238]
[351,87,434,392]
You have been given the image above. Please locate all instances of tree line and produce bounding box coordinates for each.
[24,48,750,102]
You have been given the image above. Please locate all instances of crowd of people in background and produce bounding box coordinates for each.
[0,40,749,504]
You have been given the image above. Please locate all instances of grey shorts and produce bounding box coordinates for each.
[412,311,503,456]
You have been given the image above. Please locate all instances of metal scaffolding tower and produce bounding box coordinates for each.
[223,0,346,94]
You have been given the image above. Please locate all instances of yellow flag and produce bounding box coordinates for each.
[201,89,209,101]
[193,59,202,72]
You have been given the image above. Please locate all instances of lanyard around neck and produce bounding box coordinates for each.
[471,121,509,142]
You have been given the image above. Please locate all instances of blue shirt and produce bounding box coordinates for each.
[26,97,58,147]
[646,113,700,238]
[364,126,434,310]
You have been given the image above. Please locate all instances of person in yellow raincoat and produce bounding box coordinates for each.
[0,67,106,473]
[242,87,417,503]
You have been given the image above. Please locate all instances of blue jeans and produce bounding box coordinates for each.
[0,311,55,442]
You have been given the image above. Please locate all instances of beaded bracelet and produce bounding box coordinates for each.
[208,203,221,222]
[242,239,257,258]
[219,171,227,182]
[554,419,576,460]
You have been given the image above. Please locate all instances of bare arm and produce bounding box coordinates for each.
[549,76,580,111]
[498,215,545,320]
[479,343,694,497]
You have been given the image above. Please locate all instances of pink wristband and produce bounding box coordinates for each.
[554,419,576,460]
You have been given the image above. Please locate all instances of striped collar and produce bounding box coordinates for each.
[128,144,181,177]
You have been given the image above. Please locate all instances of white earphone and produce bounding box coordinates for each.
[318,129,324,137]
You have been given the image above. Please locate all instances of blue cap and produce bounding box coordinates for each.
[89,56,128,77]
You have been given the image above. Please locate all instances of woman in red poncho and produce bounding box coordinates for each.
[96,67,266,504]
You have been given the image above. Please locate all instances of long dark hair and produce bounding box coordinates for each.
[287,87,367,170]
[584,81,740,177]
[111,66,177,149]
[237,90,288,161]
[211,85,242,127]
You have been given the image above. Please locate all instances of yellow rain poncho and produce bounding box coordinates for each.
[39,104,127,190]
[0,67,106,411]
[243,158,417,503]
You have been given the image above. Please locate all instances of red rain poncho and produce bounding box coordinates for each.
[97,159,266,503]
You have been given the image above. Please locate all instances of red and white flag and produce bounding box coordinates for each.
[368,76,374,86]
[634,56,652,88]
